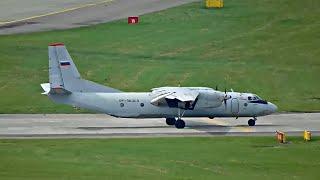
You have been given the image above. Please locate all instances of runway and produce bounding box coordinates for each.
[0,0,198,35]
[0,113,319,138]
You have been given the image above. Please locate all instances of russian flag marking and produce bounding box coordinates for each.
[60,61,71,66]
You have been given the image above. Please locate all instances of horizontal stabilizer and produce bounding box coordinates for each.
[40,83,71,95]
[40,83,50,95]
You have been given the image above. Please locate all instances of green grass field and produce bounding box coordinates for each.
[0,0,319,113]
[0,137,319,179]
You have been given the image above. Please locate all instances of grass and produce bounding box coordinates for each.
[0,0,319,113]
[0,137,319,179]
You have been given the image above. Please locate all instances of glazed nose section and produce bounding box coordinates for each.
[268,102,278,113]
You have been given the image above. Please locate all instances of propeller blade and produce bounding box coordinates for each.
[215,85,218,91]
[223,89,228,110]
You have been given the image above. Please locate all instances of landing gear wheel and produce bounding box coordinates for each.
[166,118,176,125]
[248,119,255,126]
[175,119,185,129]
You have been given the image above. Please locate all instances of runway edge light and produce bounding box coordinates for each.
[303,130,311,141]
[276,131,286,143]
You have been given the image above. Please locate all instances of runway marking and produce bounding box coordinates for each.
[0,0,114,26]
[233,126,254,133]
[199,118,254,133]
[205,119,230,126]
[202,118,230,126]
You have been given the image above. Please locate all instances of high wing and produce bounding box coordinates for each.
[150,87,227,109]
[150,87,200,108]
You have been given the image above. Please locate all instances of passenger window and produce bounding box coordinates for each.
[248,97,252,100]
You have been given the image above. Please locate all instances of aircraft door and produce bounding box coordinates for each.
[231,98,239,115]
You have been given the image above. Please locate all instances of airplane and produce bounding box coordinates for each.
[41,43,278,129]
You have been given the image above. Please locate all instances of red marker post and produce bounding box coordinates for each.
[128,16,139,24]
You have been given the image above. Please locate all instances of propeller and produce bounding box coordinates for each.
[217,85,231,110]
[223,88,231,110]
[224,88,227,109]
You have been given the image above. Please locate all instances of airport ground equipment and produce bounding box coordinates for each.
[276,131,286,143]
[128,16,139,24]
[205,0,223,8]
[303,130,311,141]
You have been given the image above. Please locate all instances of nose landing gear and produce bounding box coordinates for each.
[248,117,257,126]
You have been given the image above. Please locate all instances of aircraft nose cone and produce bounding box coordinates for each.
[268,102,278,113]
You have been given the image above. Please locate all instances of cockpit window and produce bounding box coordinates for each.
[254,95,262,100]
[248,95,262,101]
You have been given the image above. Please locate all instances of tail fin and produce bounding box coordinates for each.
[48,43,121,93]
[48,43,79,94]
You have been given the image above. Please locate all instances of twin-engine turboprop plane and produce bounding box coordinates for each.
[41,43,278,129]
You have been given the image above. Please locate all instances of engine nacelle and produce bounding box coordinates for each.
[196,91,224,108]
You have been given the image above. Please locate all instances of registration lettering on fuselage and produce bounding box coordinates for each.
[119,99,140,103]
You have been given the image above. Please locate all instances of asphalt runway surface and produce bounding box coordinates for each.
[0,0,198,35]
[0,113,319,138]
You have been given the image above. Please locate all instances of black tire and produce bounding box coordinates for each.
[248,119,255,126]
[166,118,176,125]
[175,119,185,129]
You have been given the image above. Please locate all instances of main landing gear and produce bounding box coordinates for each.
[165,117,186,129]
[175,119,185,129]
[248,117,257,126]
[166,118,176,125]
[166,109,187,129]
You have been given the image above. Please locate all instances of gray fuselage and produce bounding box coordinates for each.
[50,91,277,118]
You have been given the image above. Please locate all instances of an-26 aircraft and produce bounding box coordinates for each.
[41,43,278,129]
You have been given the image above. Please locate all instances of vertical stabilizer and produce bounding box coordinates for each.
[47,43,121,93]
[49,43,80,92]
